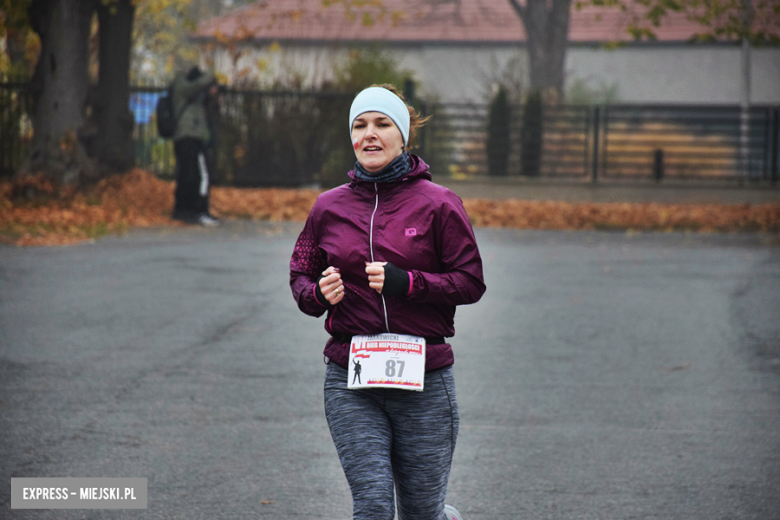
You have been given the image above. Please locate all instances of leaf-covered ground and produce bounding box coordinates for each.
[1,169,778,247]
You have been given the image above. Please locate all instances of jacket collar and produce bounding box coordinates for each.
[347,154,432,188]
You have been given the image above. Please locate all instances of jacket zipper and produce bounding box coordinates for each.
[370,182,391,332]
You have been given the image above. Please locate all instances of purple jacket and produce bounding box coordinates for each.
[289,155,486,371]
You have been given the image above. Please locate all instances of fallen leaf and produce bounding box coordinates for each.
[1,170,778,247]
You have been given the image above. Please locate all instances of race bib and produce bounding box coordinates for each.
[348,333,426,391]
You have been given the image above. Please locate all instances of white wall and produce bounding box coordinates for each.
[208,42,780,105]
[566,45,780,105]
[752,48,780,104]
[210,42,345,87]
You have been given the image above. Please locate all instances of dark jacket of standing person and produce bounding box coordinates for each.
[171,68,215,143]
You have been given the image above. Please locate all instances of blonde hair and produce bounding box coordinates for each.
[370,83,431,150]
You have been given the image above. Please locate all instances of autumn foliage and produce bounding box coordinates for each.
[463,199,780,233]
[0,169,778,247]
[1,170,178,247]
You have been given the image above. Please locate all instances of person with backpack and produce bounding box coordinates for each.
[168,65,221,226]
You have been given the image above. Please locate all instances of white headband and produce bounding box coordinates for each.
[349,87,410,146]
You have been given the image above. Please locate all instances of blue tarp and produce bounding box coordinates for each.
[129,92,163,124]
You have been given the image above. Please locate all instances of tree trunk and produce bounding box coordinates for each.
[22,0,96,184]
[509,0,572,102]
[88,0,135,174]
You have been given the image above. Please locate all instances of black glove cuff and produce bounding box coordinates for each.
[383,262,410,298]
[315,275,332,307]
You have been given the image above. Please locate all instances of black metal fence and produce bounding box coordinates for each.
[426,102,780,182]
[598,105,778,181]
[128,86,174,178]
[128,87,355,188]
[1,80,778,185]
[0,78,34,177]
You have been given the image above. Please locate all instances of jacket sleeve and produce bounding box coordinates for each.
[290,208,330,317]
[407,196,486,306]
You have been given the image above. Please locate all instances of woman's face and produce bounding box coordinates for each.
[351,112,405,173]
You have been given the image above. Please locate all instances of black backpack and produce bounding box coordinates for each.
[155,86,177,138]
[156,85,191,138]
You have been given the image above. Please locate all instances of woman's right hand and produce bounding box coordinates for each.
[319,266,345,305]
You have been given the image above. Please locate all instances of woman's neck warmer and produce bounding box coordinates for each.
[354,151,411,183]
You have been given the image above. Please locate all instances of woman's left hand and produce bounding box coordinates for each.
[365,262,387,294]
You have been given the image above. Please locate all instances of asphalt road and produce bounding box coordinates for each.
[1,221,779,520]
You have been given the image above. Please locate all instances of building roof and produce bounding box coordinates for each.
[195,0,775,46]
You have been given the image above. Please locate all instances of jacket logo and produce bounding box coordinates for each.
[405,228,417,237]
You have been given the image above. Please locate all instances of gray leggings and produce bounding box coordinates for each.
[324,363,459,520]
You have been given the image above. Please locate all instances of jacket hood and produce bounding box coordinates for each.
[347,154,432,185]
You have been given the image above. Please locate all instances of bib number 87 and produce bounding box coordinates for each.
[385,359,406,378]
